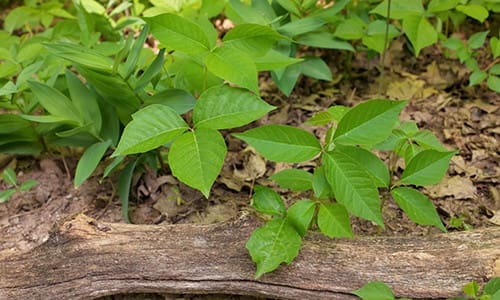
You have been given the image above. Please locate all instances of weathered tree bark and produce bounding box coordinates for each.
[0,214,498,300]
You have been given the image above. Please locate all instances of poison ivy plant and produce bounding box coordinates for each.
[238,99,454,277]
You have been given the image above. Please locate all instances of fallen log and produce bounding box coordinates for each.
[0,213,498,300]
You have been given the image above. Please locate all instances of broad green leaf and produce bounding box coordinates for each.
[20,115,75,124]
[44,43,113,72]
[0,189,16,203]
[309,0,350,20]
[456,5,488,23]
[490,37,500,59]
[324,151,383,226]
[286,199,316,236]
[168,128,227,198]
[484,277,500,295]
[403,15,438,56]
[252,185,286,217]
[193,85,275,130]
[19,179,38,191]
[469,70,488,86]
[271,63,301,96]
[333,18,366,40]
[28,81,82,124]
[270,169,313,192]
[312,165,335,199]
[114,104,188,156]
[246,218,302,278]
[468,31,489,49]
[204,46,259,93]
[118,159,138,223]
[335,145,390,187]
[226,0,270,24]
[277,17,326,37]
[233,125,321,163]
[146,13,211,54]
[300,57,332,81]
[276,0,301,16]
[487,75,500,92]
[371,0,424,19]
[2,168,16,186]
[353,281,395,300]
[490,64,500,75]
[463,281,480,297]
[306,105,350,125]
[334,99,406,146]
[145,89,196,114]
[400,150,456,186]
[98,98,120,146]
[391,187,446,231]
[223,24,286,57]
[0,81,16,97]
[0,115,34,134]
[427,0,459,12]
[65,70,101,134]
[296,32,355,51]
[362,20,400,53]
[169,54,223,94]
[318,203,353,238]
[412,130,447,151]
[74,140,111,187]
[103,156,124,179]
[443,37,465,51]
[254,50,303,71]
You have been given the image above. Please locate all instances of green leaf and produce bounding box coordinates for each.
[234,125,321,163]
[490,64,500,76]
[252,185,286,217]
[169,54,223,94]
[353,281,395,300]
[65,70,101,134]
[44,43,114,72]
[400,150,456,186]
[296,32,355,51]
[0,189,16,203]
[254,50,303,71]
[324,151,383,226]
[468,31,489,49]
[403,15,438,56]
[306,105,350,125]
[412,130,447,151]
[318,203,353,238]
[204,46,259,93]
[277,17,326,37]
[123,25,149,79]
[391,187,446,231]
[362,20,400,53]
[271,63,302,96]
[334,99,406,146]
[484,277,500,295]
[19,179,38,191]
[270,169,313,192]
[246,218,302,278]
[487,75,500,93]
[193,85,274,130]
[335,145,390,187]
[2,168,16,186]
[300,57,332,81]
[312,165,335,199]
[74,140,111,187]
[28,81,82,124]
[223,24,286,57]
[146,13,211,54]
[276,0,301,16]
[456,5,489,23]
[463,281,480,297]
[427,0,459,12]
[286,199,316,237]
[371,0,424,19]
[333,18,366,40]
[490,37,500,59]
[118,159,138,223]
[103,156,124,179]
[135,48,165,91]
[469,70,488,86]
[145,89,196,115]
[226,0,271,25]
[168,128,227,198]
[114,104,189,156]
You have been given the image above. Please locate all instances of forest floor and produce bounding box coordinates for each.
[0,35,499,300]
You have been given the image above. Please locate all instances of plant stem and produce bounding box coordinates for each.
[378,0,392,96]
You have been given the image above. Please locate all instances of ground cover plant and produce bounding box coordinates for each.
[1,0,499,298]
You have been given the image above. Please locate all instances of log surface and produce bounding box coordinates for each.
[0,214,498,300]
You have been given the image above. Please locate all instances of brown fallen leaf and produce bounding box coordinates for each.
[424,176,477,200]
